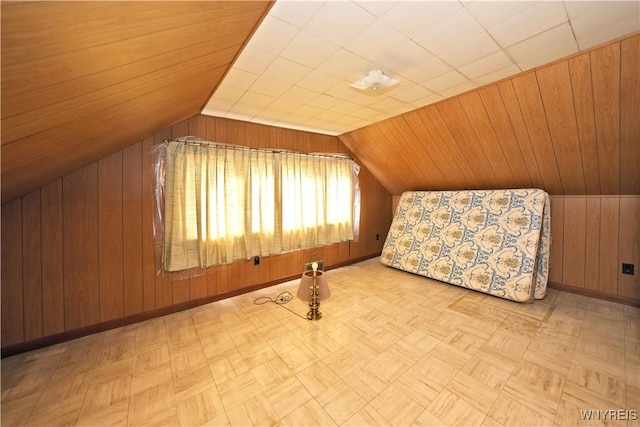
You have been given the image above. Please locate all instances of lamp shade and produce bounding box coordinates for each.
[297,270,330,302]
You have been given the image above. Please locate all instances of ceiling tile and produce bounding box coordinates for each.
[249,76,292,98]
[399,56,453,85]
[458,50,517,80]
[473,63,522,86]
[391,85,434,104]
[213,85,246,102]
[413,8,487,55]
[268,97,303,114]
[237,91,276,109]
[297,69,343,93]
[233,46,276,75]
[487,2,568,48]
[375,40,434,76]
[203,0,637,136]
[317,48,371,79]
[439,80,478,98]
[566,2,640,49]
[354,1,398,18]
[465,1,538,29]
[422,69,468,94]
[506,23,579,71]
[306,94,343,110]
[343,20,408,62]
[574,15,640,50]
[305,1,376,46]
[262,57,312,85]
[280,30,340,68]
[382,1,463,38]
[268,0,324,28]
[279,86,319,104]
[222,69,259,90]
[437,31,501,68]
[332,100,362,115]
[248,15,299,55]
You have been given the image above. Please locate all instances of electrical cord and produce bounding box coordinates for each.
[253,291,308,320]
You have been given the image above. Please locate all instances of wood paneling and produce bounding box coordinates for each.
[1,114,392,350]
[599,198,619,294]
[123,142,145,316]
[537,62,585,194]
[63,164,100,330]
[1,198,23,346]
[340,33,639,197]
[620,35,640,194]
[562,198,586,287]
[547,196,638,303]
[22,191,43,340]
[41,180,65,336]
[618,197,640,299]
[584,198,601,290]
[591,44,621,195]
[1,1,273,203]
[98,151,124,322]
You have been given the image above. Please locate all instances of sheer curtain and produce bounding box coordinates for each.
[163,141,359,272]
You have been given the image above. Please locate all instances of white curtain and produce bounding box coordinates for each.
[163,141,359,272]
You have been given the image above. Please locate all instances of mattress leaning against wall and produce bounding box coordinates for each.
[380,189,551,303]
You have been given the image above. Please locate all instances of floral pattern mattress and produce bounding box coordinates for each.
[381,189,550,303]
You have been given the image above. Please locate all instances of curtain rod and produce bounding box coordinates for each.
[167,136,354,161]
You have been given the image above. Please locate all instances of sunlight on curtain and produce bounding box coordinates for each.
[163,141,359,272]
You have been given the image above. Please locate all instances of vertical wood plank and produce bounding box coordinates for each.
[511,73,564,194]
[618,197,640,299]
[599,198,619,294]
[123,142,144,315]
[591,44,620,194]
[548,196,564,283]
[98,152,124,322]
[228,260,248,291]
[141,135,157,312]
[436,99,498,188]
[562,198,586,287]
[22,190,43,340]
[64,163,100,330]
[497,80,545,188]
[537,61,586,194]
[1,198,24,346]
[620,35,640,194]
[568,53,601,194]
[41,180,65,335]
[477,85,533,188]
[584,198,601,290]
[458,91,515,187]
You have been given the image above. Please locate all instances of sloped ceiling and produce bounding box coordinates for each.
[1,1,273,203]
[339,33,640,196]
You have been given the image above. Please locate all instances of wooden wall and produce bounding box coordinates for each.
[340,33,640,197]
[1,1,273,203]
[1,115,393,350]
[548,195,640,303]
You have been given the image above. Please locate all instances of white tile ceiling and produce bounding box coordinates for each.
[202,0,640,136]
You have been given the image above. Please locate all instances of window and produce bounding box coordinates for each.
[161,141,360,272]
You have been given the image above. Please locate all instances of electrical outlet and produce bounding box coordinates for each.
[622,263,634,275]
[254,256,260,265]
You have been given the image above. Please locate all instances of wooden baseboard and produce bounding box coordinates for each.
[1,253,381,358]
[548,281,640,307]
